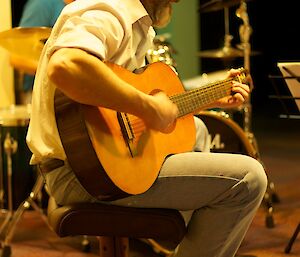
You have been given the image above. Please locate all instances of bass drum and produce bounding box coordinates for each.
[196,111,258,158]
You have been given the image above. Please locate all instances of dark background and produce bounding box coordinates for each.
[11,0,27,27]
[199,0,300,117]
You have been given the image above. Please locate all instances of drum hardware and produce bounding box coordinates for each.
[0,156,50,257]
[265,207,275,229]
[198,7,244,59]
[0,133,18,242]
[198,0,257,134]
[245,130,280,229]
[0,106,89,256]
[197,44,244,59]
[0,174,49,257]
[235,0,254,135]
[0,173,91,257]
[243,125,280,229]
[199,0,252,13]
[268,182,280,204]
[0,106,49,257]
[236,1,281,224]
[263,195,275,229]
[0,106,32,216]
[199,0,259,59]
[3,133,18,211]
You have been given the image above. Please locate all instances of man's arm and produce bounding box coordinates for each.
[48,47,178,133]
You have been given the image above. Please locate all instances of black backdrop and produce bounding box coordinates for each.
[199,0,300,116]
[11,0,27,27]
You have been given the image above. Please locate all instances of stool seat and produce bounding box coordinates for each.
[47,200,187,257]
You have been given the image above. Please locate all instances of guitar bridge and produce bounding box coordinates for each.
[117,112,138,157]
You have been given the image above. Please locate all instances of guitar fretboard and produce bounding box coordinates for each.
[170,76,242,117]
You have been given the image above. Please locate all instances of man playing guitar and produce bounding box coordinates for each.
[27,1,268,257]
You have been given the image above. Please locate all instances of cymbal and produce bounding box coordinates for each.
[0,27,51,62]
[200,0,251,13]
[198,46,261,59]
[198,46,244,58]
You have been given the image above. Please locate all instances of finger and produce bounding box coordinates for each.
[232,88,249,101]
[231,93,245,103]
[227,68,240,78]
[232,81,250,92]
[232,85,249,95]
[232,83,250,100]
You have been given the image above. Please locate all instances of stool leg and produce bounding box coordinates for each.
[115,237,129,257]
[98,236,129,257]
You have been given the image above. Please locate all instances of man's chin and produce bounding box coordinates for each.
[153,12,172,28]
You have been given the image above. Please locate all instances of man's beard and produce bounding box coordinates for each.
[141,0,172,28]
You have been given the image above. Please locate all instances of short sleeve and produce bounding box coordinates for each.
[48,10,125,61]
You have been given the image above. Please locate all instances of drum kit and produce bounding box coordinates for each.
[0,0,279,256]
[0,105,49,256]
[0,27,51,257]
[0,27,52,213]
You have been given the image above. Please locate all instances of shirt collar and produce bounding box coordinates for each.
[125,0,153,26]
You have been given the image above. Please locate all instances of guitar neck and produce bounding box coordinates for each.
[170,73,244,117]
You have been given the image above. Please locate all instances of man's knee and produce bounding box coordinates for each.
[245,157,268,203]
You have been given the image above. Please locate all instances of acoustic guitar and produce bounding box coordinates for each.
[54,62,247,200]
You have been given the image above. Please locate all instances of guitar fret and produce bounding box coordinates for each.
[171,79,233,117]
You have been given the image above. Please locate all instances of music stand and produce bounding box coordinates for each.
[268,63,300,254]
[268,63,300,119]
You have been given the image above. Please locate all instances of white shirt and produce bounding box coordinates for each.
[27,0,156,164]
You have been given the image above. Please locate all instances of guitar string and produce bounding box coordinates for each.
[172,82,233,117]
[175,79,237,104]
[171,71,246,103]
[170,77,233,101]
[126,74,244,137]
[170,79,233,105]
[127,82,232,137]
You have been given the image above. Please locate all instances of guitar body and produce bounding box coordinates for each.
[55,62,196,199]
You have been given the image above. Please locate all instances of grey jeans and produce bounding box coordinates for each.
[44,117,268,257]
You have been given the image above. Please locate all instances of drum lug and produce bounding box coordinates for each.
[4,133,18,155]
